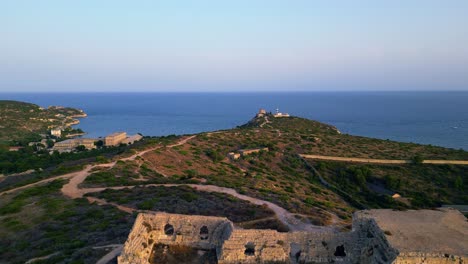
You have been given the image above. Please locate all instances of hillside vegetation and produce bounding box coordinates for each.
[0,100,85,144]
[83,114,468,226]
[0,112,466,263]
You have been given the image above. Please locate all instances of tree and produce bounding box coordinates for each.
[95,140,104,148]
[454,176,463,191]
[385,175,401,189]
[411,154,424,164]
[75,145,86,152]
[46,139,54,148]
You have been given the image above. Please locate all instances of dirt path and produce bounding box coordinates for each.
[259,116,271,128]
[80,183,332,232]
[0,136,194,197]
[300,154,468,165]
[25,252,60,264]
[86,197,136,214]
[61,136,197,199]
[2,135,332,235]
[0,170,81,196]
[94,244,123,264]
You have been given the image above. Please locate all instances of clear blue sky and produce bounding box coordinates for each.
[1,0,467,92]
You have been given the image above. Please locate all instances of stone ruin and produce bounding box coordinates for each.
[118,208,467,264]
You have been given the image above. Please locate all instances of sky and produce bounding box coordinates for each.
[1,0,468,92]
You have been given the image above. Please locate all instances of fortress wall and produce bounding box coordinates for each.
[355,208,468,264]
[119,213,233,264]
[119,214,400,264]
[394,253,467,263]
[117,214,151,264]
[218,229,290,263]
[287,220,397,264]
[350,218,399,264]
[119,210,467,264]
[141,213,233,250]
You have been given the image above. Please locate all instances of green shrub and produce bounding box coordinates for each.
[411,154,424,164]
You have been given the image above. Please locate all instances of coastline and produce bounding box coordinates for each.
[2,92,467,150]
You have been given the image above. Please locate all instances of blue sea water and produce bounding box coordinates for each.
[1,92,467,150]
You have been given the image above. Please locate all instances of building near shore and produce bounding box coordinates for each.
[50,128,62,137]
[122,134,143,145]
[53,138,96,152]
[105,132,127,146]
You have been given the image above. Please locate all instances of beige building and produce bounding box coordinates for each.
[256,109,267,118]
[53,138,96,152]
[239,147,269,156]
[122,134,143,145]
[227,152,241,160]
[50,128,62,137]
[105,132,127,146]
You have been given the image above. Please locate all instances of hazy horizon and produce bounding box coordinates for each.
[1,1,468,92]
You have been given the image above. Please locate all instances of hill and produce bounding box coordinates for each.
[0,112,466,263]
[0,100,86,144]
[82,113,468,226]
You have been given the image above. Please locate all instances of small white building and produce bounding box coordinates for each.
[227,152,241,160]
[273,108,290,118]
[51,128,62,137]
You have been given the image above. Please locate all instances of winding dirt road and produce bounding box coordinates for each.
[78,183,330,232]
[2,135,331,235]
[2,134,337,264]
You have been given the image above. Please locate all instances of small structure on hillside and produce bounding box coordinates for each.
[273,108,290,118]
[256,109,267,118]
[228,148,269,160]
[239,147,269,156]
[227,152,241,160]
[50,128,62,137]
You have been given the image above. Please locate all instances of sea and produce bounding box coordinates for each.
[1,92,467,150]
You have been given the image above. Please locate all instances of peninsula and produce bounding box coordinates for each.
[0,100,86,145]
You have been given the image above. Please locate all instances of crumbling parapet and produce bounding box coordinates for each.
[355,208,468,264]
[218,220,398,264]
[218,230,290,263]
[118,213,233,264]
[117,214,152,264]
[119,209,467,264]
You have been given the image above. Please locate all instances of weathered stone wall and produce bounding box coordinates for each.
[218,218,398,264]
[118,213,233,264]
[393,253,467,264]
[119,209,467,264]
[355,208,468,264]
[218,229,290,263]
[117,214,152,264]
